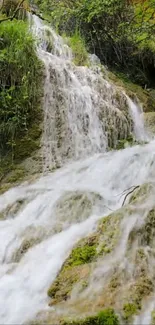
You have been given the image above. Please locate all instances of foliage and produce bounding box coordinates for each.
[0,19,43,158]
[33,0,155,87]
[67,33,89,66]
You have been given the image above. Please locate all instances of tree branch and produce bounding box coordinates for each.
[31,10,51,23]
[122,185,140,206]
[0,0,25,23]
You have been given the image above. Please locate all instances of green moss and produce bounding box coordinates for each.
[68,33,89,66]
[97,213,122,255]
[128,276,153,312]
[98,309,119,325]
[61,309,119,325]
[66,243,97,268]
[144,112,155,135]
[123,303,138,321]
[0,122,42,189]
[115,136,134,150]
[99,244,111,254]
[129,208,155,247]
[141,209,155,245]
[14,128,41,161]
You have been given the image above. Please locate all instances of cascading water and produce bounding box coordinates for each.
[0,15,155,325]
[31,15,146,172]
[126,96,150,142]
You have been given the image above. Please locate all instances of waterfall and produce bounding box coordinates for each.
[0,15,155,325]
[127,96,149,141]
[31,15,146,172]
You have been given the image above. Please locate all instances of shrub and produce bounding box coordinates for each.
[0,19,43,157]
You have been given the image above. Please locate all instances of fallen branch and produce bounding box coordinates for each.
[122,185,140,206]
[31,10,51,23]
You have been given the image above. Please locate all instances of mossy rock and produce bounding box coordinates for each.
[129,183,154,204]
[13,124,42,162]
[144,112,155,135]
[0,198,25,220]
[0,123,42,192]
[13,237,41,263]
[64,236,98,269]
[129,276,153,308]
[48,212,122,304]
[128,207,155,247]
[54,191,103,225]
[48,264,90,303]
[122,303,139,321]
[107,71,149,111]
[140,209,155,246]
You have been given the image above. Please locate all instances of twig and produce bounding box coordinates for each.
[115,185,138,197]
[31,10,51,23]
[122,185,140,206]
[104,205,114,212]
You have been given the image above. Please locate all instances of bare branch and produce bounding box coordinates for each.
[122,185,140,206]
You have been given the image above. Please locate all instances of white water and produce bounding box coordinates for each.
[127,96,149,141]
[31,15,148,172]
[1,143,155,324]
[0,15,154,324]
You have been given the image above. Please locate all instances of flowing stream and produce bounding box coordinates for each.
[0,15,155,324]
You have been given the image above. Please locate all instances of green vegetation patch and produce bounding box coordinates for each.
[61,308,119,325]
[34,0,155,88]
[65,236,97,268]
[0,19,43,159]
[68,33,89,66]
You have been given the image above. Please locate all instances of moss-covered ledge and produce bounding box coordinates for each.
[47,212,123,305]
